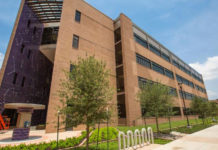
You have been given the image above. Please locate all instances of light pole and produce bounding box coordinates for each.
[57,110,60,150]
[178,82,190,127]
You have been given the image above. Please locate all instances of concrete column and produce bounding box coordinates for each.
[119,14,142,126]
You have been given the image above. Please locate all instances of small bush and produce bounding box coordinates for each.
[89,127,118,143]
[0,131,87,150]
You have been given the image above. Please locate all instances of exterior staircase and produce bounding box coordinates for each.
[0,115,10,130]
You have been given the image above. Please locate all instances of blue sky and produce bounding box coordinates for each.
[0,0,218,99]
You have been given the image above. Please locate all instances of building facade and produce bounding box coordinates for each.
[0,0,208,133]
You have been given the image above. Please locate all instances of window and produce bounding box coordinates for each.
[176,74,194,88]
[138,76,177,97]
[173,107,181,115]
[169,88,177,97]
[73,35,79,49]
[136,54,151,68]
[41,27,59,45]
[13,73,18,84]
[20,44,25,54]
[165,69,174,79]
[27,20,31,28]
[138,76,148,88]
[172,60,180,68]
[33,27,37,35]
[134,34,148,48]
[189,82,194,88]
[75,10,81,22]
[70,64,75,72]
[152,62,164,75]
[21,77,26,87]
[136,53,174,79]
[114,28,121,43]
[27,50,32,59]
[161,53,170,62]
[149,44,161,56]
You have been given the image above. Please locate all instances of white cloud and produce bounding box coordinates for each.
[207,90,217,100]
[0,52,5,68]
[189,56,218,81]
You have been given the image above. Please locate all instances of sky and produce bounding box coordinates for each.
[0,0,218,100]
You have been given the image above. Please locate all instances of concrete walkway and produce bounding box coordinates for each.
[153,125,218,150]
[0,130,82,147]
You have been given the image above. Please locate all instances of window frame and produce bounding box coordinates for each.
[72,34,79,49]
[75,10,81,22]
[13,73,18,84]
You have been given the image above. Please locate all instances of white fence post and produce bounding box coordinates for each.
[141,128,148,146]
[118,131,126,150]
[127,130,135,149]
[147,127,154,144]
[134,129,142,148]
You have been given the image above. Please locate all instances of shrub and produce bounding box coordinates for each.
[0,131,87,150]
[89,127,118,143]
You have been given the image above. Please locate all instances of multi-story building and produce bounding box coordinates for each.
[0,0,208,133]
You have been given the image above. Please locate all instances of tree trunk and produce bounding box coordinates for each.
[96,122,100,149]
[144,117,147,129]
[168,116,172,132]
[86,124,90,150]
[155,116,159,133]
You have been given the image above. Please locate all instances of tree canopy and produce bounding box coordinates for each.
[59,56,114,150]
[137,80,173,132]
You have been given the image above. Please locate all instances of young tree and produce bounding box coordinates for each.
[137,81,173,133]
[59,56,114,150]
[191,97,209,125]
[208,102,218,122]
[165,103,177,132]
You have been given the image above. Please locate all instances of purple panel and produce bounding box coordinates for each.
[12,128,30,140]
[0,1,53,125]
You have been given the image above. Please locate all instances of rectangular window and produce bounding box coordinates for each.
[161,53,170,62]
[27,20,31,28]
[173,60,180,68]
[170,88,177,97]
[138,76,148,88]
[21,76,26,87]
[27,50,32,59]
[165,69,174,79]
[114,28,121,43]
[136,54,151,68]
[136,53,174,79]
[152,62,164,75]
[134,34,148,48]
[73,35,79,49]
[75,10,81,22]
[13,73,18,84]
[176,75,182,83]
[20,44,25,54]
[70,64,75,72]
[33,27,37,35]
[189,82,194,88]
[149,44,161,56]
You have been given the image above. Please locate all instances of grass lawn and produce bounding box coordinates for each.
[173,124,213,134]
[72,138,172,150]
[117,118,208,133]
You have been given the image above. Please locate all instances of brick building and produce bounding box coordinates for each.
[0,0,208,133]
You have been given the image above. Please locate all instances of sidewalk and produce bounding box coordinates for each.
[153,125,218,150]
[0,130,82,147]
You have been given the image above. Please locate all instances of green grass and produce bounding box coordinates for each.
[117,118,207,133]
[72,138,172,150]
[173,124,212,134]
[89,127,118,143]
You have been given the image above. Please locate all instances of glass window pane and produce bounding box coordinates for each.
[75,10,81,22]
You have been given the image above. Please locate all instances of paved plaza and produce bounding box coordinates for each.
[0,129,81,147]
[153,125,218,150]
